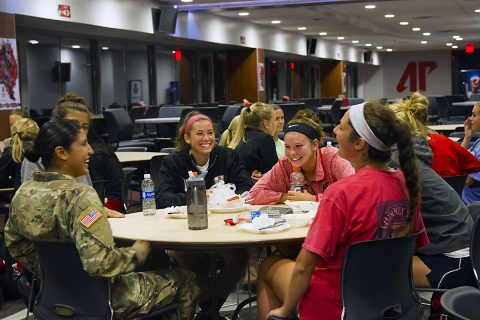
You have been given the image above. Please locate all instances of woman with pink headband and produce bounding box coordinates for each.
[256,102,428,320]
[154,111,251,320]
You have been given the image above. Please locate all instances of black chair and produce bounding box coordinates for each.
[102,109,155,150]
[91,180,107,203]
[149,155,164,186]
[467,202,480,223]
[341,233,423,320]
[122,167,138,212]
[441,286,480,320]
[277,103,305,125]
[33,241,179,320]
[470,94,480,102]
[220,105,242,132]
[116,147,148,152]
[470,214,480,288]
[442,174,468,197]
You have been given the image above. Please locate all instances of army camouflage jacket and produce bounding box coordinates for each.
[5,172,139,277]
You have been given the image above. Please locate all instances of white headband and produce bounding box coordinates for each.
[349,103,389,151]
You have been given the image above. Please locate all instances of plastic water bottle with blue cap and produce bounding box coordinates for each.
[141,173,156,216]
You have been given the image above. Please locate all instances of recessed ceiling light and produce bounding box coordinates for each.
[271,20,281,24]
[421,41,428,44]
[297,27,307,30]
[352,40,359,44]
[172,51,176,53]
[365,43,372,47]
[453,35,460,38]
[384,14,395,18]
[399,21,409,25]
[238,12,249,16]
[28,40,39,44]
[475,9,480,13]
[386,48,393,52]
[365,4,376,9]
[412,27,421,31]
[181,0,193,2]
[101,46,109,50]
[376,46,383,49]
[72,45,80,49]
[446,43,453,46]
[422,32,431,36]
[319,32,327,36]
[456,37,463,41]
[452,45,458,49]
[337,36,345,40]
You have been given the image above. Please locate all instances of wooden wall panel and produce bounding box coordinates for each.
[0,12,16,140]
[226,49,258,103]
[179,51,194,104]
[290,63,306,99]
[320,60,342,98]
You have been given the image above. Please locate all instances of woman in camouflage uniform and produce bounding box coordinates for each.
[5,119,200,319]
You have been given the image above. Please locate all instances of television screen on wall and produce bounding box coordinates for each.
[152,5,178,34]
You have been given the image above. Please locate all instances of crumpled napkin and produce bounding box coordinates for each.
[250,215,285,230]
[164,206,187,215]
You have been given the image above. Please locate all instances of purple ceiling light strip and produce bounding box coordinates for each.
[177,0,353,11]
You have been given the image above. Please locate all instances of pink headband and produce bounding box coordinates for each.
[184,114,211,135]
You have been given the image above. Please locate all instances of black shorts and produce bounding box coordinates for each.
[417,254,477,289]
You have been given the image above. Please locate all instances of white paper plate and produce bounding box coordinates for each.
[284,213,313,228]
[238,223,291,234]
[166,213,188,219]
[209,205,250,213]
[285,200,319,213]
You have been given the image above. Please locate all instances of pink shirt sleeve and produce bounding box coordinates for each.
[323,147,355,181]
[248,160,291,204]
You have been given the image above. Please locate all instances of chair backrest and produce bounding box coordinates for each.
[347,98,365,106]
[102,109,134,145]
[427,96,440,116]
[440,286,480,320]
[158,106,193,118]
[470,94,480,101]
[91,180,107,203]
[470,214,480,288]
[33,241,111,320]
[149,155,164,186]
[468,202,480,223]
[341,233,422,320]
[220,105,242,131]
[116,147,148,152]
[442,174,468,197]
[435,96,452,119]
[330,99,343,124]
[278,103,305,125]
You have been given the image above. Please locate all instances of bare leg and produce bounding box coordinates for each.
[412,256,431,288]
[257,256,295,320]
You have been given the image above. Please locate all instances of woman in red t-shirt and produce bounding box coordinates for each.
[256,102,429,320]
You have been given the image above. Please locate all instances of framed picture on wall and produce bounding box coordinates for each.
[129,80,142,105]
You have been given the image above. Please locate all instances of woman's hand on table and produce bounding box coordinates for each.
[286,190,316,202]
[132,240,151,264]
[105,207,125,218]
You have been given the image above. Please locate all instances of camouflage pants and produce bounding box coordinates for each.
[111,268,200,320]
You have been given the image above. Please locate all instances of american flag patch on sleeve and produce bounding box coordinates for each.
[80,208,102,228]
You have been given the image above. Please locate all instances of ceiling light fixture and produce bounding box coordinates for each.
[453,35,460,38]
[384,14,395,18]
[181,0,193,2]
[28,40,39,44]
[101,46,109,50]
[352,40,359,43]
[72,45,80,49]
[376,46,383,49]
[421,41,428,44]
[446,43,453,46]
[422,32,431,36]
[456,37,463,41]
[337,36,345,40]
[365,4,376,9]
[297,27,307,30]
[319,32,327,36]
[238,12,249,16]
[386,48,393,52]
[365,43,372,47]
[475,9,480,13]
[271,20,281,24]
[399,21,409,25]
[452,45,458,49]
[412,27,421,31]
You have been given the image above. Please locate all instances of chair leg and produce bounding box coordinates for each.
[26,275,37,320]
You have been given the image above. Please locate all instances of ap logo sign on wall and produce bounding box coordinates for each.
[396,61,438,93]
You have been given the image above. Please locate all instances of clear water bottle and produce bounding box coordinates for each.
[141,173,156,216]
[186,173,208,230]
[290,166,305,192]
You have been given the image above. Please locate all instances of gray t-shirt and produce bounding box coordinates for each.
[21,159,92,186]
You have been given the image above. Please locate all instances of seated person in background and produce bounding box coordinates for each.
[272,104,285,159]
[228,102,278,183]
[461,102,480,204]
[391,100,477,289]
[393,92,480,177]
[22,92,124,217]
[5,119,199,320]
[0,108,29,154]
[218,115,239,147]
[257,102,429,320]
[155,112,251,320]
[248,109,354,204]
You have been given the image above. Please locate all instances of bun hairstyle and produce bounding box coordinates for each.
[175,111,214,152]
[228,102,274,149]
[26,119,81,169]
[287,108,325,144]
[349,102,419,222]
[11,118,39,163]
[52,92,92,123]
[390,92,429,138]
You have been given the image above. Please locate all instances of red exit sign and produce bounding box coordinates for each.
[58,5,71,18]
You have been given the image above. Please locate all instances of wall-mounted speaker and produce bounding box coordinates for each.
[152,5,178,34]
[307,38,317,55]
[363,50,372,63]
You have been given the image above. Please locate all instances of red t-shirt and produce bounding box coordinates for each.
[300,168,429,320]
[428,133,480,177]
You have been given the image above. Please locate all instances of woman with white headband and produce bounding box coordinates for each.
[256,102,429,320]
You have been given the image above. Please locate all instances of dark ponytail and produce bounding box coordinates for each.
[29,119,81,169]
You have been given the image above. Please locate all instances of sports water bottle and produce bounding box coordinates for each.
[141,174,156,216]
[290,166,305,192]
[186,173,208,230]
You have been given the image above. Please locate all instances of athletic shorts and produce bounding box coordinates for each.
[417,254,477,289]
